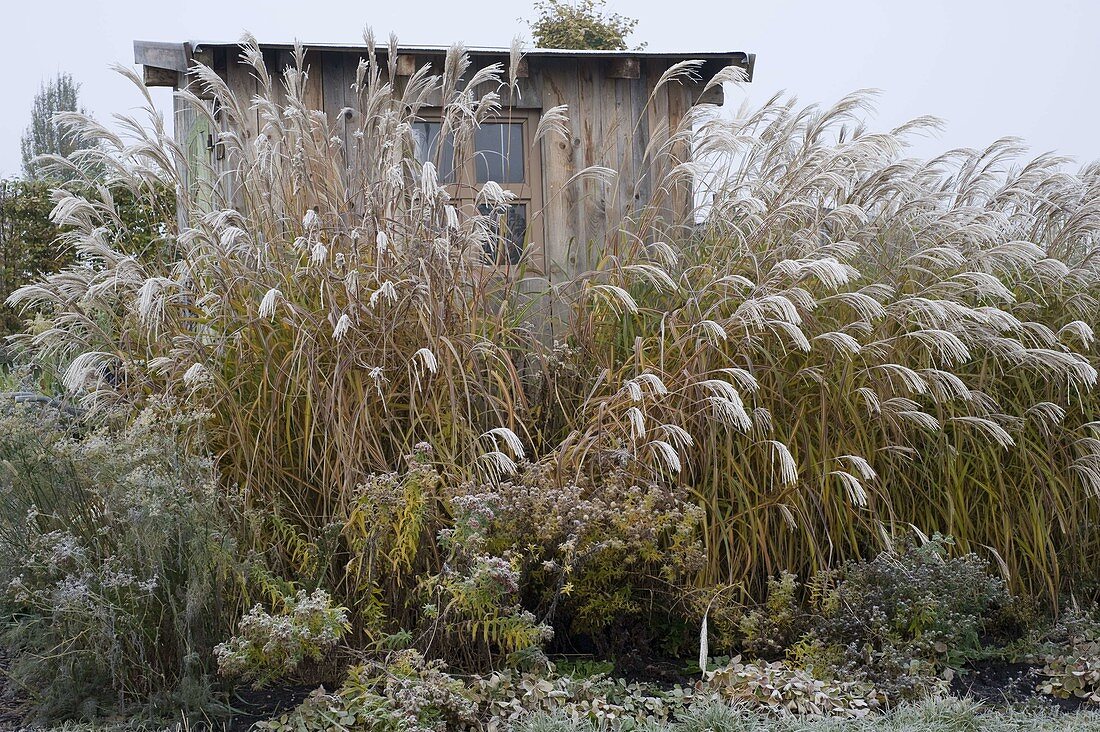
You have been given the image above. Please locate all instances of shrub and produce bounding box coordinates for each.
[797,535,1009,701]
[526,0,642,50]
[264,658,681,732]
[255,686,404,732]
[446,463,704,655]
[215,588,350,688]
[702,536,1010,704]
[339,443,553,666]
[0,178,174,340]
[259,651,478,732]
[0,179,64,338]
[332,442,450,639]
[0,401,239,720]
[418,551,553,666]
[257,659,1100,732]
[738,571,804,660]
[374,651,481,731]
[1038,650,1100,703]
[469,669,676,729]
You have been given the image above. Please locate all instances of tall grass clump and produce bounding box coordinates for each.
[557,89,1100,602]
[616,95,1100,600]
[8,31,1100,654]
[8,36,562,640]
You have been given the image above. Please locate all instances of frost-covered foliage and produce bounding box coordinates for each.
[258,651,886,732]
[258,651,479,732]
[1039,649,1100,704]
[0,402,239,719]
[447,463,703,650]
[798,536,1009,701]
[1036,604,1100,703]
[215,589,350,688]
[418,546,554,665]
[261,658,684,732]
[703,657,882,719]
[517,698,1100,732]
[738,571,803,660]
[259,656,1100,732]
[469,670,677,730]
[721,536,1009,703]
[10,34,1100,613]
[6,32,1100,728]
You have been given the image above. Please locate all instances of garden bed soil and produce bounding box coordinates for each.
[226,685,317,732]
[950,659,1090,712]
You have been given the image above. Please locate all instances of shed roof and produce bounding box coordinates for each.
[134,39,755,80]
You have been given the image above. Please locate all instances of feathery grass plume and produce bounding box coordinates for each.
[556,87,1100,601]
[8,36,1100,620]
[6,37,552,635]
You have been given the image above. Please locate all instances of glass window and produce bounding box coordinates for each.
[478,203,527,265]
[412,121,456,183]
[475,123,525,183]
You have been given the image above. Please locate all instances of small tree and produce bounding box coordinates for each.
[526,0,644,50]
[0,180,60,337]
[0,179,174,340]
[20,73,92,181]
[5,74,173,342]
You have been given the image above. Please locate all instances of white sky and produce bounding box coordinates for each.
[1,0,1097,177]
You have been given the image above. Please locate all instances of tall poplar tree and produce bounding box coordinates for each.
[20,73,90,181]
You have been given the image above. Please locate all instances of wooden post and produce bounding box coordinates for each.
[395,54,417,77]
[142,66,179,88]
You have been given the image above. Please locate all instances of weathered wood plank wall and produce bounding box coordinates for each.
[528,57,701,286]
[174,48,718,288]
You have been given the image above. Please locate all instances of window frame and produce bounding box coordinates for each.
[413,108,544,272]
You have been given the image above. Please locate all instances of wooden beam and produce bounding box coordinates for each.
[133,41,189,72]
[395,54,417,77]
[191,48,213,68]
[697,84,724,106]
[143,66,179,88]
[743,53,756,82]
[608,57,640,79]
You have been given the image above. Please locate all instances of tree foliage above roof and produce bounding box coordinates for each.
[527,0,644,50]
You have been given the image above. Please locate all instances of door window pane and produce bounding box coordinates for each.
[478,203,527,264]
[475,123,525,183]
[412,121,456,183]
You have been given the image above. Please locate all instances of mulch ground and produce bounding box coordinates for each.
[949,659,1091,712]
[221,685,317,732]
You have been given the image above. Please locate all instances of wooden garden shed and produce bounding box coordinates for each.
[134,39,754,276]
